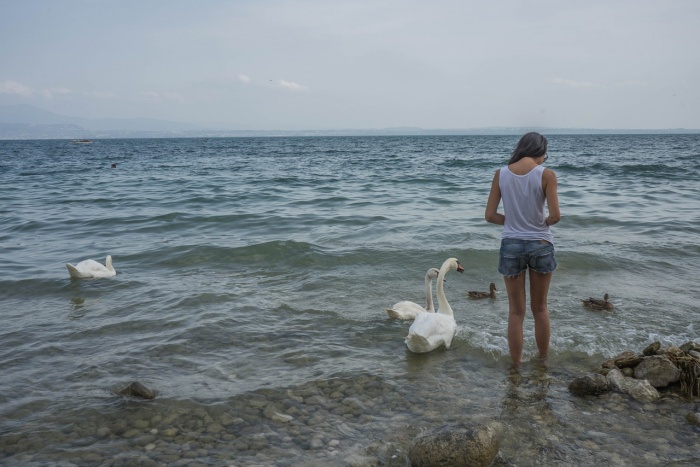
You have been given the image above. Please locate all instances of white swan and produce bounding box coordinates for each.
[405,257,464,353]
[66,255,116,279]
[386,268,440,320]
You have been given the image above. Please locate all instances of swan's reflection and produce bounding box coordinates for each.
[67,297,86,320]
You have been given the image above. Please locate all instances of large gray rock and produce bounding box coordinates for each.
[569,373,612,396]
[409,421,500,467]
[633,355,681,388]
[607,369,659,402]
[117,381,157,400]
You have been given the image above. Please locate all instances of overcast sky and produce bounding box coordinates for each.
[1,0,698,130]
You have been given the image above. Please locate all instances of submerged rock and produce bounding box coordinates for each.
[569,374,612,396]
[686,412,700,427]
[409,421,500,467]
[117,381,157,400]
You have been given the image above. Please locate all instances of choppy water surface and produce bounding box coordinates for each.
[0,135,699,465]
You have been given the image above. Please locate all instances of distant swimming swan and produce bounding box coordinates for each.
[386,267,440,320]
[66,255,116,279]
[405,258,464,353]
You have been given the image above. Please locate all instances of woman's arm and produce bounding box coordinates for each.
[543,169,561,226]
[485,170,505,225]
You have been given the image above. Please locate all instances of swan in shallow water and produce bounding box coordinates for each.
[405,257,464,353]
[66,255,116,279]
[386,267,440,320]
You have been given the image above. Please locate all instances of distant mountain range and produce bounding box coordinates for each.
[0,104,698,139]
[0,104,204,139]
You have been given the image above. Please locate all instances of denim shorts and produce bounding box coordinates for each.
[498,239,557,277]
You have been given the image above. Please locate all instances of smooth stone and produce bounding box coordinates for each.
[569,374,613,396]
[117,381,157,400]
[613,351,644,368]
[409,421,501,467]
[133,419,150,430]
[162,428,178,437]
[271,412,294,423]
[686,412,700,426]
[680,341,700,353]
[607,369,660,402]
[643,341,661,356]
[310,437,324,449]
[633,355,681,388]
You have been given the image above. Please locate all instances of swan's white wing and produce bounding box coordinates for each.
[67,259,115,278]
[405,313,456,353]
[386,301,425,320]
[66,263,84,278]
[387,267,439,319]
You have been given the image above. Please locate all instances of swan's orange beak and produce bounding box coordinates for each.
[457,262,465,273]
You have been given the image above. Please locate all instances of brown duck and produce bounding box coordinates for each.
[468,282,497,299]
[582,293,614,311]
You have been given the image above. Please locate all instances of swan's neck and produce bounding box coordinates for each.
[436,266,453,316]
[424,276,434,311]
[105,256,114,271]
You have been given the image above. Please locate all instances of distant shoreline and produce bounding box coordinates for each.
[2,104,699,140]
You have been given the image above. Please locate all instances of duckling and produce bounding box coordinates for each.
[468,282,497,299]
[582,293,614,311]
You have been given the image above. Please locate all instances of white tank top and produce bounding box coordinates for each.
[499,164,553,243]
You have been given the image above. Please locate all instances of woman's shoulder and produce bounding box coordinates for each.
[542,167,558,179]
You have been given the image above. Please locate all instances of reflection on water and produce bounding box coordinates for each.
[499,361,563,465]
[68,297,87,320]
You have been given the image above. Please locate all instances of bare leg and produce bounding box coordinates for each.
[529,269,552,359]
[503,272,527,365]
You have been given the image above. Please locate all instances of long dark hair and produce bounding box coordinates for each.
[508,132,548,164]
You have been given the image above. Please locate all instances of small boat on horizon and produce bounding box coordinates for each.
[71,139,93,144]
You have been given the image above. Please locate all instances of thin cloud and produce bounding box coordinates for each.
[615,80,648,88]
[42,87,72,99]
[139,91,185,102]
[163,91,185,102]
[84,90,120,99]
[238,74,251,83]
[550,77,598,88]
[277,79,309,91]
[0,80,34,97]
[0,81,73,99]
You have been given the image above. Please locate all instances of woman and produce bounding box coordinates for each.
[485,132,561,366]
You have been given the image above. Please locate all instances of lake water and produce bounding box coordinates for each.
[1,134,698,465]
